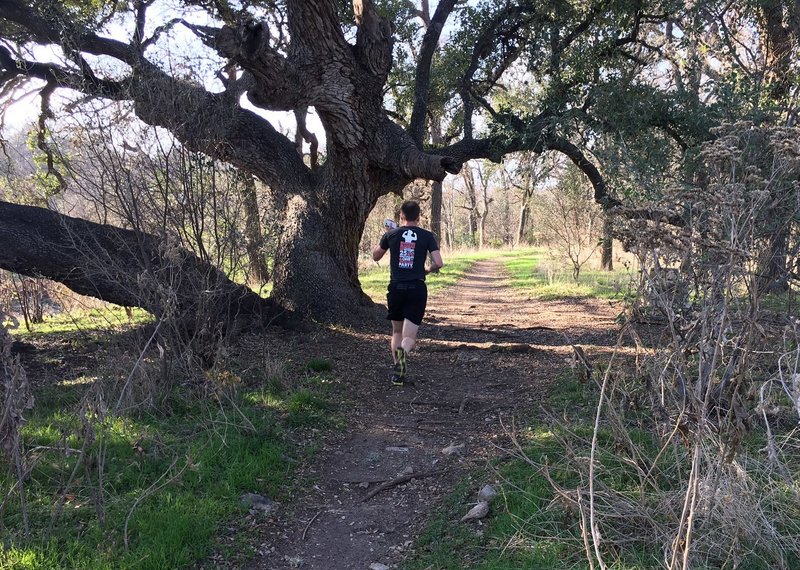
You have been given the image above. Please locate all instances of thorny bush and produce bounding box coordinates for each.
[539,124,800,569]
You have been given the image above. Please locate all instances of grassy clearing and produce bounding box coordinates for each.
[7,306,153,338]
[2,341,337,569]
[359,247,533,301]
[502,248,636,300]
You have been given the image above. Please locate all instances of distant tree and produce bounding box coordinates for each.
[540,164,602,281]
[460,161,496,249]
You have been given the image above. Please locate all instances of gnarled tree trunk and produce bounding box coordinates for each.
[270,179,381,319]
[0,0,628,325]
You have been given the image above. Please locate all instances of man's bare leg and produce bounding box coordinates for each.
[391,319,419,383]
[401,319,419,354]
[391,320,403,363]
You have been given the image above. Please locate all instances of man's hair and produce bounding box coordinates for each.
[400,200,421,222]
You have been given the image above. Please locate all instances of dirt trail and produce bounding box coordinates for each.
[245,259,618,570]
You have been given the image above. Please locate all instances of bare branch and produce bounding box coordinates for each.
[294,107,319,169]
[141,18,185,52]
[35,77,66,193]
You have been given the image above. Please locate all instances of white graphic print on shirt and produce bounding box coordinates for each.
[399,229,418,269]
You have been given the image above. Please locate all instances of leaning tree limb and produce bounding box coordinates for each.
[0,200,287,330]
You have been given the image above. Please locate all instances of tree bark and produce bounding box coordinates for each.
[517,203,530,246]
[240,175,270,285]
[601,215,613,271]
[269,171,388,320]
[0,201,284,329]
[759,228,789,294]
[0,0,652,325]
[430,180,443,242]
[426,117,446,243]
[755,2,795,291]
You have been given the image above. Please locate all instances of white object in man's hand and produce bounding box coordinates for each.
[384,219,397,230]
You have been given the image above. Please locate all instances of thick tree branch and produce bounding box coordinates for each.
[440,129,690,227]
[380,120,460,182]
[408,0,459,144]
[458,5,544,139]
[287,0,349,57]
[35,78,66,193]
[141,18,184,52]
[437,115,620,207]
[0,7,312,193]
[203,21,305,111]
[558,1,607,53]
[0,44,126,98]
[126,66,313,189]
[1,0,141,64]
[608,205,685,226]
[294,107,319,169]
[545,137,617,207]
[0,200,286,328]
[353,0,394,77]
[133,0,148,50]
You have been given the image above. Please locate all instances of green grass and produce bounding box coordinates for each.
[360,246,636,302]
[306,357,333,372]
[758,290,800,316]
[1,349,338,569]
[405,364,800,570]
[7,306,153,337]
[401,371,672,570]
[503,249,635,300]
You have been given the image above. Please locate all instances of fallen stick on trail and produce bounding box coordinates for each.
[302,509,324,540]
[361,470,447,502]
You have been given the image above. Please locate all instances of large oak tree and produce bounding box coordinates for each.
[0,0,751,322]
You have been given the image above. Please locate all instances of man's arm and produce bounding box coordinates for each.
[426,250,444,274]
[373,244,387,262]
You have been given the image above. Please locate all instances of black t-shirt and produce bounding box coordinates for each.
[380,225,439,283]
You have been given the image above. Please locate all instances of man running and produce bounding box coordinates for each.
[373,201,444,385]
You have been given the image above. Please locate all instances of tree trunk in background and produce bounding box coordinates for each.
[601,215,613,270]
[759,229,789,293]
[761,1,795,108]
[462,168,479,245]
[241,175,270,285]
[428,118,445,242]
[442,188,454,248]
[517,202,530,246]
[430,180,443,242]
[0,200,284,329]
[756,2,796,292]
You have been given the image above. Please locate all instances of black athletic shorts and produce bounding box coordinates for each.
[386,281,428,326]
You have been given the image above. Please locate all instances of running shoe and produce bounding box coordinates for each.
[395,348,408,378]
[390,358,404,386]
